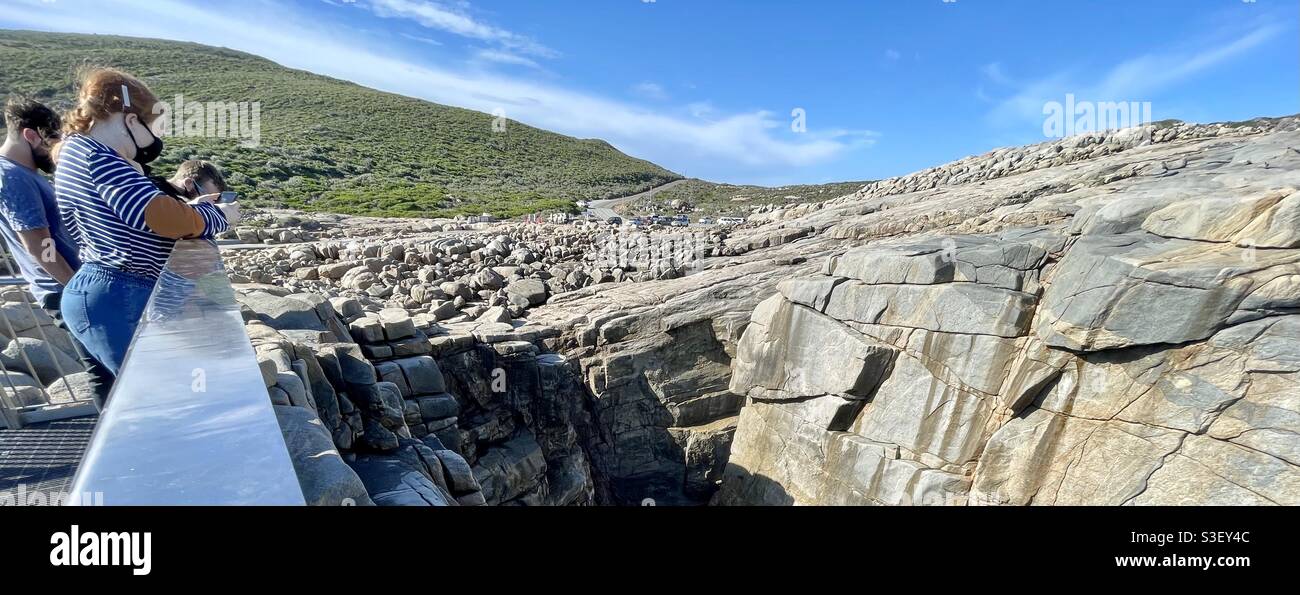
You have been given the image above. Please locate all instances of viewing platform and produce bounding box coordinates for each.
[1,240,305,505]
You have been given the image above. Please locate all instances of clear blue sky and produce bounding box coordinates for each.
[2,0,1296,186]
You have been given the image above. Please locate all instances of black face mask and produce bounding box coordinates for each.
[124,115,164,165]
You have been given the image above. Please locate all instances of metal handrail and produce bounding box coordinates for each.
[0,238,92,425]
[67,239,305,505]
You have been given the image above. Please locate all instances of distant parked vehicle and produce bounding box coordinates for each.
[671,215,689,227]
[718,216,745,226]
[698,217,715,225]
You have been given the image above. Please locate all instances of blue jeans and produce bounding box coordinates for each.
[61,263,156,383]
[40,291,115,410]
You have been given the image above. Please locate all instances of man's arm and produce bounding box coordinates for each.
[15,227,75,285]
[0,172,75,285]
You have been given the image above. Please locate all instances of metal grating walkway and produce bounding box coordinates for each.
[0,416,96,504]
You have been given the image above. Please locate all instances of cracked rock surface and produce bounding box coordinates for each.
[530,117,1300,505]
[239,116,1300,505]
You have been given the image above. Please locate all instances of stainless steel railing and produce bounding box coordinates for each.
[66,239,304,505]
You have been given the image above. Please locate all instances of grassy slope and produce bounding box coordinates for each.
[0,30,680,218]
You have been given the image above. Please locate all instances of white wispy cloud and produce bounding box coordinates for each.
[685,102,716,119]
[0,0,873,178]
[472,48,539,69]
[399,32,442,46]
[980,62,1014,86]
[984,21,1286,129]
[631,82,669,101]
[359,0,556,58]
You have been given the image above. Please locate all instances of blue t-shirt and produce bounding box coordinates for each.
[0,156,82,304]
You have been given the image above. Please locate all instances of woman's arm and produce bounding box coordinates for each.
[90,152,229,239]
[142,195,227,239]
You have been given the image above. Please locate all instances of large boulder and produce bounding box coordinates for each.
[1,337,83,384]
[0,370,45,407]
[471,432,547,505]
[1141,188,1300,248]
[505,279,548,307]
[274,405,374,506]
[476,306,511,324]
[317,261,360,280]
[236,292,328,333]
[0,301,50,336]
[729,294,895,401]
[394,356,447,394]
[377,309,416,341]
[828,233,1050,292]
[44,371,98,404]
[348,315,384,343]
[348,439,484,506]
[1036,232,1300,351]
[472,268,505,291]
[821,280,1037,339]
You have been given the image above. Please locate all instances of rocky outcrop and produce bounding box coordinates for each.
[227,115,1300,506]
[708,119,1300,505]
[238,283,600,506]
[530,260,792,504]
[274,404,374,506]
[223,222,729,322]
[1034,230,1299,351]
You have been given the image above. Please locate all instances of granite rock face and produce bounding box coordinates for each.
[241,289,596,506]
[274,405,374,506]
[1034,232,1300,351]
[528,117,1300,506]
[707,119,1300,505]
[230,116,1300,506]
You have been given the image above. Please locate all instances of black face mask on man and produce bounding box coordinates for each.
[124,114,164,165]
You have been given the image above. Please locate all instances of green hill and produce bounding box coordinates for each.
[0,30,681,218]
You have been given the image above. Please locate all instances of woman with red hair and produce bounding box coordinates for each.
[54,67,241,399]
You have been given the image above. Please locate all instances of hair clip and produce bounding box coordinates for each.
[122,84,131,109]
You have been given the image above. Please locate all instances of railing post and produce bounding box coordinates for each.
[0,234,98,422]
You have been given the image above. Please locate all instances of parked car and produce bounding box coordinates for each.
[718,216,745,226]
[671,215,689,227]
[698,217,715,225]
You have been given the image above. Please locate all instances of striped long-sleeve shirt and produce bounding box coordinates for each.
[54,134,229,279]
